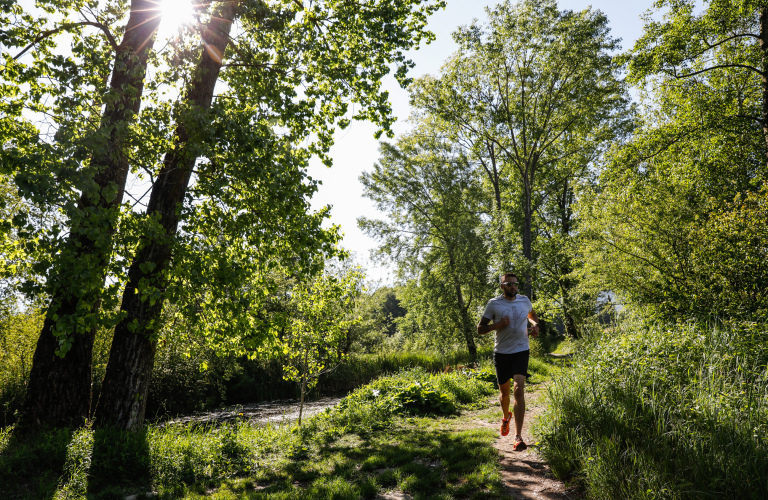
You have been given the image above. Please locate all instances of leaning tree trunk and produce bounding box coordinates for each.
[94,2,237,429]
[20,0,161,429]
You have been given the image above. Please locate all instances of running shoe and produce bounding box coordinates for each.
[500,417,510,436]
[512,436,527,451]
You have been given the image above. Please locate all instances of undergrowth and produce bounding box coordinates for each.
[0,364,512,499]
[0,305,494,425]
[535,319,768,499]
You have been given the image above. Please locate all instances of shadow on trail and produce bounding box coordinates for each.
[89,426,152,497]
[247,421,507,500]
[0,424,153,500]
[0,426,72,499]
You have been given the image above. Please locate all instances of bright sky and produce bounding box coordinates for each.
[305,0,657,281]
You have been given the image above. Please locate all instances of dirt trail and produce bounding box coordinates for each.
[476,386,579,500]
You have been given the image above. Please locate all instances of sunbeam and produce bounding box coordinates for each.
[157,0,196,37]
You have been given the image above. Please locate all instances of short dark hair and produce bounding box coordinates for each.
[500,272,517,282]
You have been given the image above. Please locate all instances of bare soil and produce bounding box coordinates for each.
[474,385,580,500]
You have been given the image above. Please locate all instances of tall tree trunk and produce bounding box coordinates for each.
[20,0,161,429]
[555,177,578,338]
[522,187,533,299]
[94,2,237,429]
[760,6,768,169]
[298,348,308,427]
[479,142,510,272]
[479,141,502,212]
[448,251,477,358]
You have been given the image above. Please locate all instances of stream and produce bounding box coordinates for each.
[156,396,345,427]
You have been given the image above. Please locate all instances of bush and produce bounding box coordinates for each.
[536,318,768,499]
[392,382,455,415]
[528,337,546,358]
[0,309,43,426]
[309,367,496,439]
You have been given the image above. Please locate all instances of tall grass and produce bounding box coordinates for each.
[536,319,768,499]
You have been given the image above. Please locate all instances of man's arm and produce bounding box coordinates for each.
[527,310,540,338]
[477,315,509,335]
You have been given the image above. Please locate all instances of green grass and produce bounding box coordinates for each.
[0,365,499,499]
[535,319,768,499]
[0,353,557,499]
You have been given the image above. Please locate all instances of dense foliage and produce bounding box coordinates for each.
[360,132,492,356]
[530,1,768,497]
[361,0,632,347]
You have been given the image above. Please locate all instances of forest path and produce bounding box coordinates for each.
[475,384,579,500]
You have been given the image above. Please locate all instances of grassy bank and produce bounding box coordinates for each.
[2,355,564,500]
[218,348,495,406]
[536,319,768,499]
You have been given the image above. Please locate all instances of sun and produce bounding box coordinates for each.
[157,0,196,36]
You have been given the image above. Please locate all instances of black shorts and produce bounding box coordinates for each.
[493,350,530,386]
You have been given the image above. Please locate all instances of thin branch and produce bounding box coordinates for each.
[13,21,119,60]
[671,63,763,79]
[698,32,760,53]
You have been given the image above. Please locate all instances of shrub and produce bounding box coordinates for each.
[310,367,496,438]
[528,336,546,358]
[0,309,43,426]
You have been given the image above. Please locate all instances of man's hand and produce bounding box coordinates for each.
[528,324,540,338]
[477,315,510,335]
[527,310,540,338]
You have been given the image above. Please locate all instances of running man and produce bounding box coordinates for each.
[477,272,540,451]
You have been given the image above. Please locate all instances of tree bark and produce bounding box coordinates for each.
[20,0,161,429]
[94,1,237,429]
[523,183,533,299]
[448,250,477,358]
[478,141,502,212]
[298,349,308,427]
[760,6,768,168]
[557,178,579,338]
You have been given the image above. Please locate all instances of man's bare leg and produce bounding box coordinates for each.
[512,374,526,438]
[499,379,512,420]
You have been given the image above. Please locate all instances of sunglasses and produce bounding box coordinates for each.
[501,281,520,287]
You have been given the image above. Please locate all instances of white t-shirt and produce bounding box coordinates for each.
[482,294,533,354]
